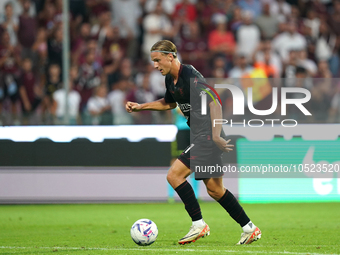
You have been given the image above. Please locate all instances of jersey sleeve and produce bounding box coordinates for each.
[189,67,219,105]
[164,89,176,103]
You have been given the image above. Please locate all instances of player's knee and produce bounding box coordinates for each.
[167,171,186,189]
[166,172,175,185]
[207,188,224,200]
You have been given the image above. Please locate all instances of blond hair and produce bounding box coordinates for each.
[150,40,177,58]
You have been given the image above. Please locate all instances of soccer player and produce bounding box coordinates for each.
[125,40,261,245]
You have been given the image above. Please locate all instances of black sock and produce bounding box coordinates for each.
[175,181,202,221]
[218,189,250,227]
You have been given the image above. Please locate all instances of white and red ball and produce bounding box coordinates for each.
[130,219,158,246]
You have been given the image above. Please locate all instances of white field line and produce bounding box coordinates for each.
[0,246,338,255]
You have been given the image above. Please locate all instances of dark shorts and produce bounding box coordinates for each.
[178,134,224,180]
[176,129,190,151]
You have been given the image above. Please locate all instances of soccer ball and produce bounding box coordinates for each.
[130,219,158,246]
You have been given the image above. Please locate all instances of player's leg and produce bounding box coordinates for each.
[167,159,191,189]
[203,177,261,245]
[167,159,210,244]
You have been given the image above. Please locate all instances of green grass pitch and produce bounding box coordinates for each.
[0,202,339,254]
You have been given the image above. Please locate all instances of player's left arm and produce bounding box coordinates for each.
[209,101,234,152]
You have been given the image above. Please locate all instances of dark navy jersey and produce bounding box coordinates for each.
[164,64,219,138]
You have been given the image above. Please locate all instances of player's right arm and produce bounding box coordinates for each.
[126,98,177,113]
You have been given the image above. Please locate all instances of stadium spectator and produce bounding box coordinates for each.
[101,27,124,85]
[86,84,111,125]
[236,11,261,59]
[109,58,134,87]
[142,2,174,59]
[71,22,91,65]
[237,0,262,19]
[38,0,57,31]
[228,6,243,34]
[32,28,48,73]
[91,11,113,49]
[42,63,61,123]
[45,64,61,98]
[144,0,177,15]
[211,65,227,80]
[135,62,172,124]
[0,30,21,125]
[269,0,291,23]
[306,0,328,19]
[316,60,332,79]
[86,0,110,18]
[332,36,340,76]
[178,21,209,76]
[289,5,303,29]
[108,79,133,125]
[135,62,165,99]
[223,0,238,20]
[211,56,228,75]
[173,0,197,23]
[101,25,127,59]
[110,0,142,60]
[286,66,313,121]
[318,21,340,76]
[78,50,102,112]
[47,24,63,68]
[18,0,37,60]
[19,58,42,125]
[126,73,155,124]
[295,66,313,90]
[297,49,317,77]
[197,0,225,35]
[69,64,80,88]
[329,0,340,36]
[77,39,103,66]
[303,9,320,39]
[208,13,236,60]
[52,65,81,125]
[255,3,279,39]
[69,0,87,22]
[210,56,232,118]
[228,53,253,81]
[252,46,279,78]
[55,0,63,20]
[272,21,307,62]
[301,23,317,62]
[282,50,299,87]
[253,39,282,76]
[315,21,337,67]
[0,0,36,21]
[0,2,19,47]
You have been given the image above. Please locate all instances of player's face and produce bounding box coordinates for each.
[151,52,172,76]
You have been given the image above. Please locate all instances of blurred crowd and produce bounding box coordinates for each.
[1,0,340,126]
